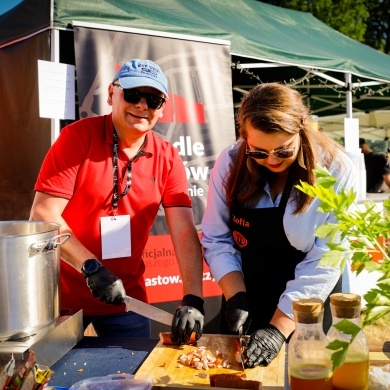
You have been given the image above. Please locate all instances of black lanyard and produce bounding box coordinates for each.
[112,130,146,212]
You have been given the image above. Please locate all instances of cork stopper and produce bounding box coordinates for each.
[292,298,324,324]
[330,293,361,307]
[330,293,361,318]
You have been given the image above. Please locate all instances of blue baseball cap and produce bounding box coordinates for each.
[112,59,168,96]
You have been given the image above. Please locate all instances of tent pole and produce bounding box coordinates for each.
[345,73,352,118]
[344,72,365,199]
[344,72,358,147]
[50,28,61,144]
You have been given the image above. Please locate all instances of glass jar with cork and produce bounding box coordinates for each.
[288,297,333,390]
[327,293,369,390]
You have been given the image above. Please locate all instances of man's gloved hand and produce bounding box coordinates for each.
[225,291,251,333]
[245,325,286,367]
[81,259,126,305]
[171,294,204,344]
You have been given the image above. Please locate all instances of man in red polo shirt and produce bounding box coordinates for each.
[30,59,204,343]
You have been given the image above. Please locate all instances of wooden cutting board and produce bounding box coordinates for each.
[135,334,286,389]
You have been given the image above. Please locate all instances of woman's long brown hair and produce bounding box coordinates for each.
[225,83,345,214]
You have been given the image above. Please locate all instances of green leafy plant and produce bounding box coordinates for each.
[325,319,362,370]
[296,165,390,369]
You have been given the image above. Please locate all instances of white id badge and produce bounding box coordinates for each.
[100,215,131,259]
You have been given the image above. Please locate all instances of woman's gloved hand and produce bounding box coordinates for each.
[171,294,204,344]
[225,291,251,333]
[245,324,286,367]
[81,259,126,305]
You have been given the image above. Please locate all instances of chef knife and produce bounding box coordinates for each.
[238,326,246,372]
[124,295,174,326]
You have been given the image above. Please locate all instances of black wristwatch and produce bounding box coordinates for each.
[81,258,102,277]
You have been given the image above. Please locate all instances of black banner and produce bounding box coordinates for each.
[73,26,235,303]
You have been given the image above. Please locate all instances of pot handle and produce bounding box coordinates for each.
[29,233,71,256]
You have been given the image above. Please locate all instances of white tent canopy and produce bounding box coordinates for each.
[319,110,390,141]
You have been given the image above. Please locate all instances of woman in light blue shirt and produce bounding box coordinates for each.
[201,83,356,368]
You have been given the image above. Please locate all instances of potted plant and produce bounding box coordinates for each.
[296,165,390,369]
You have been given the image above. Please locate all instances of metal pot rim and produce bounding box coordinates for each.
[0,220,61,238]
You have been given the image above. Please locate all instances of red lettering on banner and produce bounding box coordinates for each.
[143,233,221,303]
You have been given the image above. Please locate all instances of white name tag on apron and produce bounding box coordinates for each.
[100,215,131,259]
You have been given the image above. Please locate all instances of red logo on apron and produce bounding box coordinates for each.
[233,231,248,248]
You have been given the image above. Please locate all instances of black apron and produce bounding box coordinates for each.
[219,174,341,335]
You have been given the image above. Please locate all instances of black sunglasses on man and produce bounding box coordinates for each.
[113,84,166,110]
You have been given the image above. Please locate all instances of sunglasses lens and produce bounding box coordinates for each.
[146,95,165,110]
[274,149,294,158]
[122,89,165,109]
[123,89,142,104]
[251,151,268,159]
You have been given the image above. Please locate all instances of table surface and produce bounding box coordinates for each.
[135,334,287,389]
[48,337,158,388]
[48,336,390,389]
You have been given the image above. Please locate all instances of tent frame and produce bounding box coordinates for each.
[234,61,390,121]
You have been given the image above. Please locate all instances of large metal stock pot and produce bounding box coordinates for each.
[0,221,70,340]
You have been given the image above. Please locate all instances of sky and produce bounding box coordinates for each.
[0,0,23,15]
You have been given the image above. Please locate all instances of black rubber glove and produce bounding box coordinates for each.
[225,291,251,333]
[83,263,126,305]
[245,324,286,367]
[171,294,204,344]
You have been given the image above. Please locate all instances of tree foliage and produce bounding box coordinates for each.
[365,0,390,53]
[260,0,390,54]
